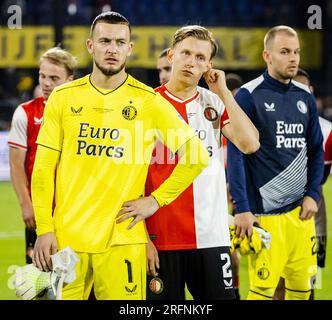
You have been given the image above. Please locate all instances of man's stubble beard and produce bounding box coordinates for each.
[95,59,126,76]
[277,67,298,81]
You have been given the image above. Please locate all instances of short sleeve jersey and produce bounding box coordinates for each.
[8,96,45,192]
[145,85,231,250]
[319,116,332,164]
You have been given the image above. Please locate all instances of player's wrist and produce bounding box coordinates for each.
[216,88,232,100]
[233,201,250,214]
[305,190,320,204]
[149,194,161,209]
[36,228,55,237]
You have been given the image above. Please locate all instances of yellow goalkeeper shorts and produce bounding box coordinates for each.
[248,206,317,294]
[62,243,146,300]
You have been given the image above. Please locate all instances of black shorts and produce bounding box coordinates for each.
[25,228,37,264]
[147,246,235,300]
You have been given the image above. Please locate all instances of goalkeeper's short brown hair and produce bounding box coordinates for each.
[172,25,218,60]
[40,47,77,77]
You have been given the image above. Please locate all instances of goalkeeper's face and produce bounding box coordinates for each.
[169,37,212,87]
[87,22,133,77]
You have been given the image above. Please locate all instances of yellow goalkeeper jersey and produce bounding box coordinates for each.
[36,74,196,253]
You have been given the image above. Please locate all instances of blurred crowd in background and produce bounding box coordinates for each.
[0,0,331,130]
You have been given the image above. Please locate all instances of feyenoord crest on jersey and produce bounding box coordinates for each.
[297,100,308,114]
[257,267,270,280]
[122,105,137,120]
[203,106,218,122]
[149,277,164,294]
[146,85,231,251]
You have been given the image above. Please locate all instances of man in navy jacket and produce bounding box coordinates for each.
[227,25,324,300]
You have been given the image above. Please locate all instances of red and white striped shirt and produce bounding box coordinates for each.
[145,85,231,250]
[319,116,332,165]
[8,96,45,192]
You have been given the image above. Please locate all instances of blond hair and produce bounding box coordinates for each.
[172,25,218,59]
[40,47,77,76]
[264,25,298,50]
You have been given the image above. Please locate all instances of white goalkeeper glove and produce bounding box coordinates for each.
[14,246,79,300]
[51,246,79,285]
[15,264,57,300]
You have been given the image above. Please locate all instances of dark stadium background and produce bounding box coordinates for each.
[0,0,331,129]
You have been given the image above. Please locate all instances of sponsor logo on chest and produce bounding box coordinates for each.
[276,121,306,148]
[262,100,308,149]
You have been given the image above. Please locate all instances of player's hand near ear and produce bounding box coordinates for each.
[204,69,229,95]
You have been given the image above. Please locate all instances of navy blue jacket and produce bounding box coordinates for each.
[227,71,324,215]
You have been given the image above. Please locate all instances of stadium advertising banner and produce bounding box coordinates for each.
[0,26,322,69]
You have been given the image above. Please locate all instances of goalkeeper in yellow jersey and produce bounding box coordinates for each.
[31,11,209,300]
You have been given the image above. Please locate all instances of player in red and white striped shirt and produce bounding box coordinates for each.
[145,25,260,300]
[8,47,77,263]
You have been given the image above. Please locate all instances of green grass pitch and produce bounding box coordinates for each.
[1,179,331,300]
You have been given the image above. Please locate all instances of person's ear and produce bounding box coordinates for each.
[205,61,212,72]
[86,38,93,55]
[262,50,271,65]
[127,41,134,57]
[167,48,174,64]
